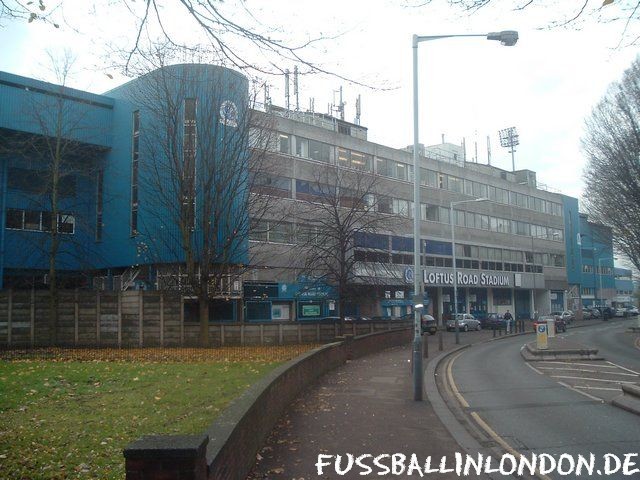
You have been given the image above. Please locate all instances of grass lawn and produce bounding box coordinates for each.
[0,346,315,479]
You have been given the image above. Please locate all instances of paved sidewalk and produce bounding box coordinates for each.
[247,330,498,479]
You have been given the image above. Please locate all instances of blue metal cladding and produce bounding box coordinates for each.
[100,64,250,268]
[561,195,582,285]
[0,71,114,147]
[614,267,633,295]
[578,214,614,291]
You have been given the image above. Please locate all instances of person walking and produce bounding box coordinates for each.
[504,309,514,334]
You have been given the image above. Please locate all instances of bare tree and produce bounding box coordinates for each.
[0,1,353,81]
[125,52,281,345]
[583,55,640,271]
[295,163,399,331]
[0,50,105,343]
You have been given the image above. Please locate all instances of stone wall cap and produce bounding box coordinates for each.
[124,434,208,459]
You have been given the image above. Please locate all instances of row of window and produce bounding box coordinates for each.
[6,208,75,234]
[276,132,563,217]
[248,222,565,268]
[582,265,614,275]
[250,174,565,242]
[616,290,633,295]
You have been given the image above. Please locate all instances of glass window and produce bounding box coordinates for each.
[6,209,23,229]
[278,134,291,154]
[296,137,308,157]
[395,162,408,181]
[58,213,75,234]
[393,198,409,217]
[24,210,41,231]
[425,170,438,187]
[438,173,448,190]
[464,179,473,196]
[422,204,438,221]
[269,222,294,243]
[250,219,269,241]
[378,196,393,214]
[439,207,450,224]
[465,211,475,228]
[448,176,463,193]
[308,139,331,162]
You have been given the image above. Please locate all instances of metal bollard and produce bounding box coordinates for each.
[423,333,428,358]
[493,323,496,338]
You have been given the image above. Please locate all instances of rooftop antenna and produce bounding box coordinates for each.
[462,137,467,163]
[499,127,519,171]
[354,94,361,125]
[332,86,345,120]
[293,66,300,111]
[284,69,290,111]
[487,135,492,166]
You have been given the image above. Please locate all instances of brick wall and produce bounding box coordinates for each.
[123,328,411,480]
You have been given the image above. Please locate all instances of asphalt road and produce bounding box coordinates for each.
[448,320,640,479]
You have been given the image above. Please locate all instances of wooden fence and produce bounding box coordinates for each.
[0,290,411,347]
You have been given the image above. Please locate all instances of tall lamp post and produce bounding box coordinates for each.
[411,30,517,401]
[450,198,489,344]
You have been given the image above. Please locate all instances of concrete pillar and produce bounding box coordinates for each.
[437,287,444,326]
[530,289,535,319]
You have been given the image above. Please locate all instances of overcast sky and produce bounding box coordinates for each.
[1,0,637,201]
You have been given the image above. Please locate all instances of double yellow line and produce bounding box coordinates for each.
[445,351,552,480]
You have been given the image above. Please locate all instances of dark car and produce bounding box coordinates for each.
[600,306,615,320]
[480,313,506,330]
[533,315,567,333]
[421,314,438,335]
[587,307,601,319]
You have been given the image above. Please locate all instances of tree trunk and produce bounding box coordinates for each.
[199,295,209,347]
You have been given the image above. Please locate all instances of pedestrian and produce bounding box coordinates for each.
[504,309,513,334]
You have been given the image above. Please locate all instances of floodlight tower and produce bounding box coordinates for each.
[499,126,519,171]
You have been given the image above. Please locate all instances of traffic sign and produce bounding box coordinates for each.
[536,323,548,350]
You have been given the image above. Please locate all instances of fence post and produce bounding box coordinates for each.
[260,324,264,345]
[96,292,101,345]
[30,289,35,347]
[117,292,122,348]
[221,324,225,346]
[7,289,12,346]
[74,289,79,345]
[159,293,164,347]
[316,323,320,343]
[278,323,283,345]
[240,324,245,346]
[297,323,302,344]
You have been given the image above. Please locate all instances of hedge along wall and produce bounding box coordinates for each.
[124,327,412,480]
[0,289,412,347]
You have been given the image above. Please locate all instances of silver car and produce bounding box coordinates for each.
[446,313,481,332]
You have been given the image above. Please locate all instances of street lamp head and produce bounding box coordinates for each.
[487,30,519,46]
[474,197,490,202]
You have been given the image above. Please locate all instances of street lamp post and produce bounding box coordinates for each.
[411,30,517,400]
[450,198,489,344]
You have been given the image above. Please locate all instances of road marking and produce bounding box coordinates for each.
[538,361,618,368]
[606,361,640,375]
[470,412,552,480]
[526,362,543,375]
[573,385,621,392]
[550,375,637,384]
[537,367,638,377]
[557,381,605,402]
[446,351,469,408]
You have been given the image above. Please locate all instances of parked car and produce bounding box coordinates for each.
[614,307,626,318]
[551,311,574,324]
[626,306,639,316]
[446,313,481,332]
[479,313,506,330]
[588,307,601,319]
[581,308,593,320]
[421,314,438,335]
[533,315,567,333]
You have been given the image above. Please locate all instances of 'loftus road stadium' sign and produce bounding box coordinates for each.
[423,271,511,287]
